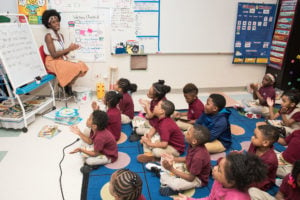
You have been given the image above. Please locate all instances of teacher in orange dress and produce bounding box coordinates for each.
[41,9,89,95]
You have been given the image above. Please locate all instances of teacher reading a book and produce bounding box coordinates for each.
[42,9,89,96]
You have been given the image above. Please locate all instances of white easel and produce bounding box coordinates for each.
[0,14,56,132]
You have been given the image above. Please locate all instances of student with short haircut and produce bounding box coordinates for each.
[195,93,232,153]
[247,125,279,198]
[109,169,145,200]
[173,83,204,131]
[158,124,211,196]
[137,100,185,163]
[70,110,118,171]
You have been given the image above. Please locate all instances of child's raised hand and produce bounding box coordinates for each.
[70,125,81,135]
[91,101,99,110]
[266,97,274,107]
[139,99,149,107]
[173,193,188,200]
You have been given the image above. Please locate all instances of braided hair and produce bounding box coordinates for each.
[112,169,143,200]
[117,78,137,94]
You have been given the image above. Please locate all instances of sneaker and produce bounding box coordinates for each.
[129,128,141,142]
[145,163,162,177]
[137,154,157,163]
[159,186,178,196]
[145,163,162,171]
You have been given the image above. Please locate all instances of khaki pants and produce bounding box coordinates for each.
[121,114,131,124]
[80,141,111,166]
[160,168,202,191]
[175,118,193,131]
[143,133,180,158]
[205,139,226,154]
[276,152,293,178]
[132,116,152,135]
[248,187,275,200]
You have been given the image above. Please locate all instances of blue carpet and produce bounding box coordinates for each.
[84,109,283,200]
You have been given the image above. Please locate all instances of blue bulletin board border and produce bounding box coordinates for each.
[232,3,277,64]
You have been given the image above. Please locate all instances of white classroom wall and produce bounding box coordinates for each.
[1,0,267,92]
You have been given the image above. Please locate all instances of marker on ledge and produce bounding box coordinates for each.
[35,76,41,84]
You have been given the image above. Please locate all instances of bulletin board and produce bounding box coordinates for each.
[111,0,278,54]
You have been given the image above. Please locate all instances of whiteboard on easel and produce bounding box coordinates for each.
[0,16,47,89]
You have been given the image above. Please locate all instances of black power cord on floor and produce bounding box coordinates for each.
[59,138,80,200]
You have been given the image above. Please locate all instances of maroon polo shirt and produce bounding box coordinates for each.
[118,92,134,119]
[282,130,300,164]
[248,143,278,190]
[107,107,121,141]
[279,173,300,200]
[186,145,210,186]
[156,117,185,154]
[187,97,204,120]
[279,106,300,122]
[149,97,166,128]
[90,129,118,162]
[258,85,275,106]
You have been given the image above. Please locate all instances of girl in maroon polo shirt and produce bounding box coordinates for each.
[133,80,171,136]
[109,169,146,200]
[266,89,300,137]
[243,73,276,117]
[92,91,123,141]
[114,78,137,124]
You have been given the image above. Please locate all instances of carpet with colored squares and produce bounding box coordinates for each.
[82,108,285,200]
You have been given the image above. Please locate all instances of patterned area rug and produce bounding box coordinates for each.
[82,108,284,200]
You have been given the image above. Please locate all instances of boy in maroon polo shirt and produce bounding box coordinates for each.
[70,110,118,172]
[248,125,279,198]
[158,124,211,196]
[276,129,300,178]
[173,83,204,131]
[137,99,185,163]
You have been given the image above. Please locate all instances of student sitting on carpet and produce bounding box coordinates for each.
[276,129,300,179]
[114,78,137,124]
[195,93,232,153]
[109,168,146,200]
[247,160,300,200]
[92,91,123,141]
[158,124,211,196]
[173,83,204,131]
[247,125,279,198]
[137,100,185,163]
[133,80,171,135]
[174,152,267,200]
[266,89,300,137]
[242,73,276,117]
[70,110,118,171]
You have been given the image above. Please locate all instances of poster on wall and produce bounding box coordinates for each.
[232,3,277,64]
[49,0,111,12]
[269,0,297,70]
[60,11,110,62]
[18,0,47,24]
